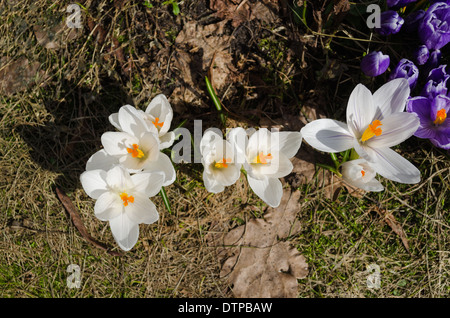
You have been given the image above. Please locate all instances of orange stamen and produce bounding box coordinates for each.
[153,117,164,128]
[434,109,447,125]
[126,143,145,158]
[361,120,383,142]
[361,170,366,177]
[253,152,273,164]
[120,192,134,206]
[214,157,231,169]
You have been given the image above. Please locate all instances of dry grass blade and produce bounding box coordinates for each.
[55,187,123,257]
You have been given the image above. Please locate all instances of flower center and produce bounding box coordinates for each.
[120,192,134,206]
[152,117,164,128]
[214,157,231,169]
[434,109,447,125]
[361,170,365,177]
[361,120,383,142]
[252,152,273,164]
[127,143,145,158]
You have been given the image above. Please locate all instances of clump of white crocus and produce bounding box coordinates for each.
[80,165,164,251]
[200,130,242,193]
[228,127,302,208]
[87,104,176,186]
[300,78,421,184]
[340,159,384,192]
[109,94,175,149]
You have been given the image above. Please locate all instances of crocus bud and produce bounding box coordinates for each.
[375,10,404,36]
[389,59,419,89]
[418,2,450,50]
[421,65,449,99]
[413,45,429,65]
[360,51,390,77]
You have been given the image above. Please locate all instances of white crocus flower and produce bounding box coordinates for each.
[340,159,384,192]
[109,94,175,149]
[80,165,164,251]
[300,78,421,184]
[228,127,302,208]
[200,130,241,193]
[88,105,176,186]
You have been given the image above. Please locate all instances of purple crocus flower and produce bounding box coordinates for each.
[360,51,390,77]
[413,45,429,65]
[421,65,450,99]
[387,0,418,9]
[407,95,450,149]
[389,59,419,89]
[418,2,450,50]
[375,10,404,36]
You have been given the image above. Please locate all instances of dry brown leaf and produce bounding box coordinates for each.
[216,189,308,298]
[33,23,80,50]
[210,0,252,28]
[0,57,45,95]
[56,187,123,256]
[172,20,243,107]
[372,206,410,253]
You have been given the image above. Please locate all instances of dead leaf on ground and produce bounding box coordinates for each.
[33,22,80,50]
[210,0,280,27]
[372,205,410,253]
[0,57,46,95]
[211,189,308,298]
[56,187,123,256]
[172,20,243,108]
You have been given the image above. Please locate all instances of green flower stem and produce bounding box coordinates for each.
[205,76,226,127]
[160,187,172,214]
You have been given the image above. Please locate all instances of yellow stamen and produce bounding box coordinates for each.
[434,109,447,125]
[127,143,145,158]
[120,192,134,206]
[361,170,365,177]
[361,120,383,142]
[252,152,273,164]
[214,157,231,169]
[153,117,164,128]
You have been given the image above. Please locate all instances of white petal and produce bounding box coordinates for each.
[159,131,175,149]
[108,112,122,131]
[272,131,302,158]
[106,165,134,191]
[86,149,119,171]
[366,112,419,148]
[143,152,176,186]
[301,119,354,153]
[200,129,224,155]
[94,191,123,221]
[368,147,420,184]
[247,175,283,208]
[118,105,150,137]
[213,164,241,187]
[373,78,410,120]
[203,170,225,193]
[101,131,138,156]
[346,84,376,136]
[130,171,164,198]
[343,176,384,192]
[145,94,173,135]
[125,194,159,224]
[109,213,139,251]
[251,152,293,179]
[80,169,108,199]
[226,127,248,165]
